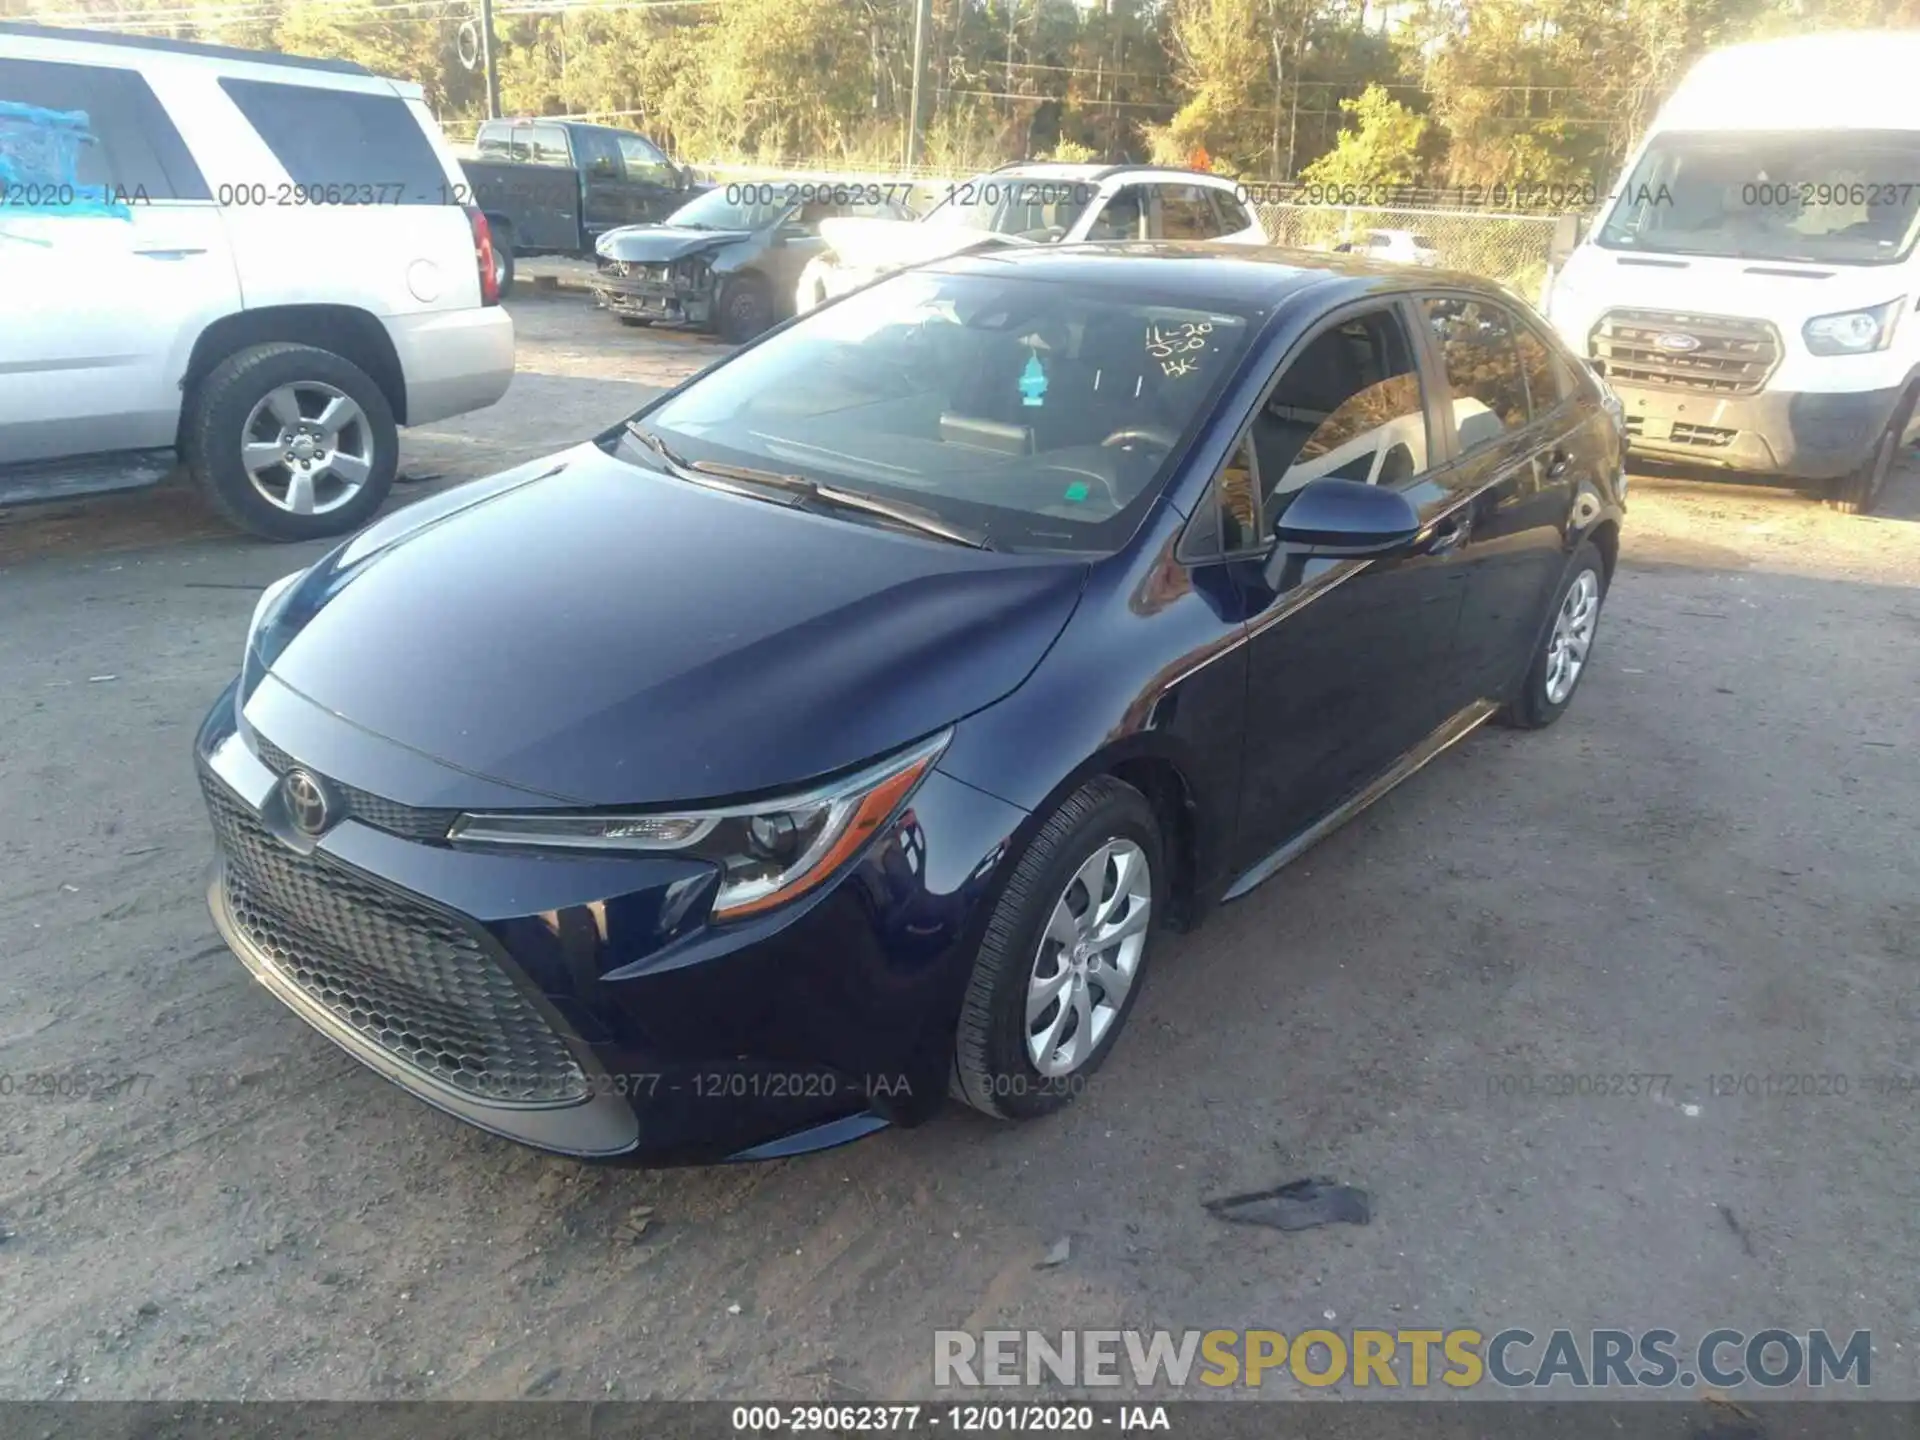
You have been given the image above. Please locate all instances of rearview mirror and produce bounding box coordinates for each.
[1265,479,1422,590]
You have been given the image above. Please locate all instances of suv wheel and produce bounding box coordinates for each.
[1496,541,1608,730]
[185,342,398,542]
[952,776,1164,1120]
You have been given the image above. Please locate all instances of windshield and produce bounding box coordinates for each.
[1597,129,1920,264]
[615,270,1256,551]
[922,175,1095,240]
[666,187,790,231]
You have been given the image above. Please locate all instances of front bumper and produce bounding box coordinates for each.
[589,266,714,327]
[1614,383,1905,481]
[195,679,1026,1163]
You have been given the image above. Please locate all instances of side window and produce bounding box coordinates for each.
[573,128,621,178]
[1208,189,1258,235]
[0,58,208,201]
[530,125,571,165]
[1423,297,1530,449]
[616,132,672,184]
[1514,317,1576,415]
[1194,308,1429,556]
[220,80,447,203]
[1084,184,1148,241]
[1157,184,1222,241]
[1250,308,1429,523]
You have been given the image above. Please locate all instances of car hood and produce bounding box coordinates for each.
[818,216,1028,272]
[261,444,1087,806]
[597,226,754,262]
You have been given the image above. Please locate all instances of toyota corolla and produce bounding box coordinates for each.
[196,244,1625,1163]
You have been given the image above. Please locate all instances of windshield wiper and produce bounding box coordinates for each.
[623,423,990,549]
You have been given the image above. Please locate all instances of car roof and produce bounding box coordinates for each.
[984,162,1239,188]
[0,20,373,76]
[927,240,1497,308]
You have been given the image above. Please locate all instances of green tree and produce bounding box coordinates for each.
[1297,82,1426,189]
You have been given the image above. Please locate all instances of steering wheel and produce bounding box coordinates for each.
[1100,424,1179,452]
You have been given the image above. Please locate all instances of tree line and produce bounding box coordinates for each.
[18,0,1920,192]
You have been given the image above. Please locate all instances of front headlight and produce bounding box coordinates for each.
[450,729,950,922]
[1804,298,1904,356]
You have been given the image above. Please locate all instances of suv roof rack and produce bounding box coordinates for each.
[1089,163,1224,182]
[0,21,374,76]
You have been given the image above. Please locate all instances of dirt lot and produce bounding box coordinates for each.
[1,289,1917,1402]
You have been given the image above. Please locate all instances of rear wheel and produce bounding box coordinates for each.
[184,342,397,542]
[490,226,515,295]
[952,777,1164,1120]
[617,316,655,328]
[1495,541,1608,730]
[1826,394,1912,516]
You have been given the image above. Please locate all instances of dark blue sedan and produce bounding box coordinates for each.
[196,244,1626,1162]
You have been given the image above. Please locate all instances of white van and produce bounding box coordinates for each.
[1545,31,1920,514]
[0,24,514,539]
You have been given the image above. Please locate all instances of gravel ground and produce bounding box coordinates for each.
[1,289,1917,1402]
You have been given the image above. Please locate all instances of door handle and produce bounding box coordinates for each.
[1544,447,1571,479]
[134,246,208,259]
[1421,512,1472,556]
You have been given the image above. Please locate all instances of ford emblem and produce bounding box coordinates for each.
[1654,332,1701,353]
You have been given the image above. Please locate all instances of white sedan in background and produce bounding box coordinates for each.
[1333,228,1441,266]
[796,163,1268,313]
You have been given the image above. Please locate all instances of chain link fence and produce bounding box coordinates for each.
[1252,202,1562,307]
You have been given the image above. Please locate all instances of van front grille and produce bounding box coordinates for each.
[1591,310,1780,395]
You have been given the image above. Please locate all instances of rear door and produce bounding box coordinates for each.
[0,54,238,464]
[1412,295,1573,701]
[1147,183,1227,242]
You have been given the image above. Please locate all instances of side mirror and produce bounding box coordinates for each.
[1264,479,1421,590]
[1549,212,1584,266]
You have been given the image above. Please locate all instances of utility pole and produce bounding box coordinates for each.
[478,0,502,121]
[905,0,933,169]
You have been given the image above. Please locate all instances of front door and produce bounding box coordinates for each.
[1221,301,1478,876]
[615,132,684,223]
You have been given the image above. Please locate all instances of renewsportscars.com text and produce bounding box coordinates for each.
[933,1328,1872,1390]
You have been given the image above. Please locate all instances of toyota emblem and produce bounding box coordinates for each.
[282,769,333,836]
[1654,332,1701,353]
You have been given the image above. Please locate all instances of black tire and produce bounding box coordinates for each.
[617,316,655,328]
[1495,540,1608,730]
[717,274,772,342]
[491,226,515,295]
[952,776,1165,1120]
[184,342,398,542]
[1826,393,1912,516]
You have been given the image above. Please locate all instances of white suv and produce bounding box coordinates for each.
[0,24,514,540]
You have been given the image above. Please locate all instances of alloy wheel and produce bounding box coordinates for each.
[1543,568,1601,705]
[1025,838,1152,1078]
[240,382,376,517]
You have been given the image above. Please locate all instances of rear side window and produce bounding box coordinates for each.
[1084,184,1149,241]
[0,57,208,202]
[1514,318,1576,413]
[1157,184,1223,240]
[1423,297,1531,449]
[1208,189,1257,235]
[220,79,448,203]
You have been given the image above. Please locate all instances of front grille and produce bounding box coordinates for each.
[250,732,457,843]
[1624,416,1737,449]
[202,771,588,1106]
[1590,310,1781,395]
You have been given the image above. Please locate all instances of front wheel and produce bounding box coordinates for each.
[1495,541,1608,730]
[184,342,398,542]
[1826,395,1912,516]
[716,274,772,342]
[952,776,1164,1120]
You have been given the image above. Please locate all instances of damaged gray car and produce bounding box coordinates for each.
[591,186,913,341]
